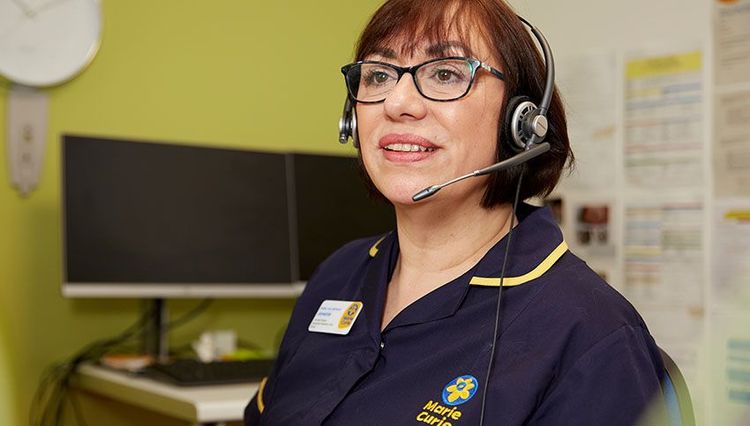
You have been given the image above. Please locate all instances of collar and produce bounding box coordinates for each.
[361,204,567,333]
[467,203,567,287]
[368,204,566,286]
[361,231,473,334]
[468,240,568,287]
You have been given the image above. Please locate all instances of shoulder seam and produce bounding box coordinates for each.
[552,324,650,386]
[492,251,575,336]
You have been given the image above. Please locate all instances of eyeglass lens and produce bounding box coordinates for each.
[347,59,475,102]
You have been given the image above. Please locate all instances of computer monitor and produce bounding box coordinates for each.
[61,135,395,298]
[291,152,395,280]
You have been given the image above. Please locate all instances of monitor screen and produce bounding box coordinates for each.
[291,153,395,280]
[61,136,395,298]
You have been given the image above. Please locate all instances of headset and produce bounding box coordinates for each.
[338,15,555,156]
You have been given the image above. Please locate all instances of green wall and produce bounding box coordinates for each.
[0,331,12,426]
[0,1,382,424]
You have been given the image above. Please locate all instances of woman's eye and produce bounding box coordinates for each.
[436,69,455,81]
[430,66,468,83]
[364,69,393,86]
[373,72,390,83]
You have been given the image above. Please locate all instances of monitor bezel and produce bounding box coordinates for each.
[60,135,304,299]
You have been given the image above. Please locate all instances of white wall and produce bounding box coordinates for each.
[507,1,719,425]
[509,0,710,52]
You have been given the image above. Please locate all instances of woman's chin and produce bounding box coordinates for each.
[377,183,430,207]
[380,178,489,209]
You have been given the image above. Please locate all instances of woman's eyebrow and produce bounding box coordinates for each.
[370,47,398,59]
[367,41,469,61]
[426,41,469,57]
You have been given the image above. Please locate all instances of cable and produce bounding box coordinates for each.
[68,389,88,426]
[167,299,214,330]
[30,302,158,426]
[478,171,525,426]
[30,299,213,426]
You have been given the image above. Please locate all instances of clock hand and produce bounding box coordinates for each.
[28,0,74,17]
[9,0,34,17]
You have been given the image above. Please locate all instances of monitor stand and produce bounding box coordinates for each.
[143,298,169,363]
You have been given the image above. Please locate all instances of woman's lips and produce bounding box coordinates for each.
[378,134,439,163]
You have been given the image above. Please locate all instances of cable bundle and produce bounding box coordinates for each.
[30,299,213,426]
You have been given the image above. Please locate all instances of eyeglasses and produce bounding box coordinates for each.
[341,56,505,103]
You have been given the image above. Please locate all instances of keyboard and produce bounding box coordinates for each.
[140,358,275,386]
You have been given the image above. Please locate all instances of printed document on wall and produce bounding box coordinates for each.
[561,194,617,288]
[624,50,704,189]
[623,201,704,308]
[557,52,617,190]
[623,200,707,420]
[715,89,750,197]
[715,0,750,86]
[710,312,750,426]
[640,305,705,420]
[713,199,750,311]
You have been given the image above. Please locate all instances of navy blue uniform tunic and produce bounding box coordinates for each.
[244,204,666,425]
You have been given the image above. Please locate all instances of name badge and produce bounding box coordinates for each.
[308,300,363,335]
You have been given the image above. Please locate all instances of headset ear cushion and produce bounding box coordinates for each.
[502,95,533,153]
[350,107,359,149]
[339,97,360,148]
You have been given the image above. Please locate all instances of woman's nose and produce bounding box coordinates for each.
[383,73,428,121]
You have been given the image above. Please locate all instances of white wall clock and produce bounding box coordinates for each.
[0,0,102,87]
[0,0,102,196]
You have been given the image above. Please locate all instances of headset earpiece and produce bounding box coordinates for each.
[502,95,549,153]
[503,96,533,152]
[338,97,359,148]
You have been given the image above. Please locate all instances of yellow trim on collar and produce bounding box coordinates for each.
[257,376,268,413]
[469,241,568,287]
[369,235,388,257]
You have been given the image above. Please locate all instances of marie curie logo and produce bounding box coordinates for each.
[441,375,478,406]
[337,302,361,329]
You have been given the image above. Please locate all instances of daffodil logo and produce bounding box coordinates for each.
[441,375,478,406]
[337,302,362,329]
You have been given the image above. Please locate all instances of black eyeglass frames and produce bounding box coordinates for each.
[341,56,505,103]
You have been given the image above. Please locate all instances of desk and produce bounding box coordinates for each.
[73,364,258,426]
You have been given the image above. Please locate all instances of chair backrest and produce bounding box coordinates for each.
[659,347,695,426]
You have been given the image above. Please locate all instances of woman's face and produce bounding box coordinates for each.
[356,30,505,208]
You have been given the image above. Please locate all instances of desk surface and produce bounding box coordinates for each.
[74,364,259,423]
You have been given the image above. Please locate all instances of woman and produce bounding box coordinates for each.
[245,0,666,425]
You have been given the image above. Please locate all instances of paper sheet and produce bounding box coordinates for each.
[624,51,704,189]
[713,199,750,311]
[560,195,617,287]
[556,52,617,190]
[566,200,615,254]
[714,89,750,197]
[641,305,705,406]
[710,312,750,426]
[715,0,750,86]
[623,201,704,308]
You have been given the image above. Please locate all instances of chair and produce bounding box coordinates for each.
[659,347,695,426]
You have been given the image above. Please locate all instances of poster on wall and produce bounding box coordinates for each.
[640,305,705,418]
[623,201,704,308]
[556,52,617,191]
[714,0,750,86]
[713,199,750,311]
[715,89,750,197]
[571,202,613,254]
[561,195,617,288]
[623,199,707,422]
[623,50,704,190]
[710,312,750,426]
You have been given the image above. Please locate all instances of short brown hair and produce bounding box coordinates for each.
[352,0,573,207]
